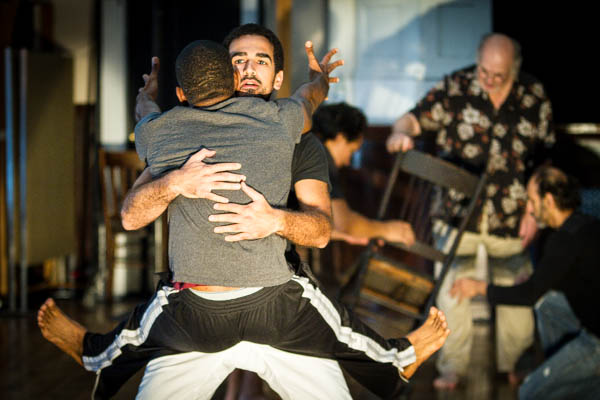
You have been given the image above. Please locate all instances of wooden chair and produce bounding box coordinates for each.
[98,148,146,302]
[339,149,487,321]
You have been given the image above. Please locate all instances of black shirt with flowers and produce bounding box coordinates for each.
[410,65,555,237]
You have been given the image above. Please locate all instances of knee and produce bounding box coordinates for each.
[517,374,536,400]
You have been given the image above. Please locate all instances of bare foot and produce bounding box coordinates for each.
[37,298,86,366]
[433,372,459,390]
[401,307,450,379]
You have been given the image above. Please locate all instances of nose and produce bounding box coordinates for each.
[243,61,256,76]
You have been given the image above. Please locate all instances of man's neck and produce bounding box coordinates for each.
[488,81,513,110]
[192,93,232,108]
[550,209,574,229]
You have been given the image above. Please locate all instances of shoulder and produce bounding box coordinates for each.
[449,65,476,80]
[294,133,327,164]
[516,71,549,99]
[563,212,600,235]
[274,97,303,112]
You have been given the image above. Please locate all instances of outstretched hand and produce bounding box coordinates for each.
[135,56,161,121]
[305,41,343,84]
[140,56,160,100]
[209,182,283,242]
[449,278,486,302]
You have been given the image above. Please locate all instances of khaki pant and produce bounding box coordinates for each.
[433,221,534,375]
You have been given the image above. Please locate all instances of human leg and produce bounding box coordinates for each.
[37,298,86,366]
[37,287,184,399]
[534,290,581,354]
[434,255,476,386]
[135,341,352,400]
[518,329,600,400]
[274,274,448,398]
[490,252,534,374]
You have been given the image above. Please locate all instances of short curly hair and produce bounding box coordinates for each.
[312,102,367,143]
[175,40,234,105]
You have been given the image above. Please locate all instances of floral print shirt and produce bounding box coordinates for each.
[410,65,555,237]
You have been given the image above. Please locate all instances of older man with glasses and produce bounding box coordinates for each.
[386,33,555,389]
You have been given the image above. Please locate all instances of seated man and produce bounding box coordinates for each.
[450,166,600,400]
[39,36,449,400]
[312,102,415,246]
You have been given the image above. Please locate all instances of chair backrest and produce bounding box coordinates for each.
[341,149,487,321]
[380,150,485,260]
[98,148,145,224]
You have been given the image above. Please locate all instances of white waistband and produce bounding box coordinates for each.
[189,286,263,301]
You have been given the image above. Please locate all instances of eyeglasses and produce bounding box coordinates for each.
[477,65,508,84]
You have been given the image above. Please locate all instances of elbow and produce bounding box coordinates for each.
[315,222,333,249]
[120,210,139,231]
[315,235,330,249]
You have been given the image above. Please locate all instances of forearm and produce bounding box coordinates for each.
[343,212,387,240]
[135,91,161,121]
[391,113,421,136]
[121,172,178,230]
[332,200,384,239]
[276,208,332,248]
[292,74,329,133]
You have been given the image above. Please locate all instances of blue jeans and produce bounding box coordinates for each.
[519,291,600,400]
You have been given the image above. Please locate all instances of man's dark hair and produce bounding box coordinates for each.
[533,166,581,211]
[312,102,367,143]
[223,23,284,73]
[175,40,234,105]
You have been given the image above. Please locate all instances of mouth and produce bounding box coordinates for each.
[240,79,260,90]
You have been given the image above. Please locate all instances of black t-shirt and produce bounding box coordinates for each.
[324,147,345,200]
[487,212,600,337]
[287,133,331,209]
[285,133,331,264]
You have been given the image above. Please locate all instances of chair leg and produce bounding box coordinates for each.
[105,235,114,303]
[338,249,373,307]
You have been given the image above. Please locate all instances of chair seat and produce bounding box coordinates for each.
[388,240,445,263]
[340,149,487,321]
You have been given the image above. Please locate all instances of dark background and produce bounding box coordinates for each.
[493,1,596,124]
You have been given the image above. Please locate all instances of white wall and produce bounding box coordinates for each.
[99,0,127,146]
[328,0,491,124]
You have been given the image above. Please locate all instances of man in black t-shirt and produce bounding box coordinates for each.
[450,166,600,400]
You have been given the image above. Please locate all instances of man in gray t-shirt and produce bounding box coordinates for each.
[135,39,329,287]
[37,30,449,400]
[136,96,303,287]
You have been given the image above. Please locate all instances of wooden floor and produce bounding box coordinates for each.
[0,286,527,400]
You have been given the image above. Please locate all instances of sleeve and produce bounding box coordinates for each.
[487,230,576,306]
[291,133,331,191]
[328,164,345,200]
[133,111,162,164]
[274,97,305,144]
[409,76,450,136]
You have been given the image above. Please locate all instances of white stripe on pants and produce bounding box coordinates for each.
[136,341,352,400]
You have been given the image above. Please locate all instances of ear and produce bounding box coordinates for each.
[273,70,284,90]
[175,87,187,103]
[543,192,555,209]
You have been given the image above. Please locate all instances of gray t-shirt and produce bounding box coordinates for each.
[135,96,304,287]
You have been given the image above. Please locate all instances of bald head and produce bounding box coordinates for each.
[476,33,521,95]
[479,34,521,74]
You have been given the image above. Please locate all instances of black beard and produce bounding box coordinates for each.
[235,91,271,101]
